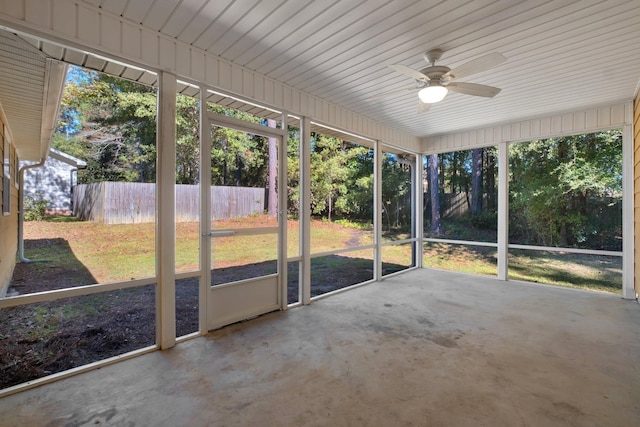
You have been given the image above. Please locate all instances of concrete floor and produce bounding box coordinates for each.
[1,269,639,426]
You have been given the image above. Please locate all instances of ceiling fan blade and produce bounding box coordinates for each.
[370,86,419,99]
[389,64,430,81]
[417,100,431,114]
[447,82,501,98]
[442,52,506,80]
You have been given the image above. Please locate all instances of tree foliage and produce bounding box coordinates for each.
[55,66,408,223]
[54,67,157,183]
[509,131,622,250]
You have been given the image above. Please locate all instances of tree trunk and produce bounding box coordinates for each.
[429,154,441,234]
[485,149,496,210]
[471,148,483,215]
[267,119,278,216]
[235,153,242,185]
[451,152,458,193]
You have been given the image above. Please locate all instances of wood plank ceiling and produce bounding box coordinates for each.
[31,0,640,138]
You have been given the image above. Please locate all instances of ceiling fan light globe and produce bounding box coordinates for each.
[418,86,448,103]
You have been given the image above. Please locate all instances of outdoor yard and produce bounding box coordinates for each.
[0,215,622,389]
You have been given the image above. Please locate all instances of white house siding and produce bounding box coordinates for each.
[23,155,78,214]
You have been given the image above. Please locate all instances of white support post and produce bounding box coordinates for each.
[300,117,312,304]
[622,123,635,299]
[278,112,288,309]
[156,71,176,349]
[199,88,211,332]
[415,154,424,268]
[374,140,382,280]
[497,141,509,280]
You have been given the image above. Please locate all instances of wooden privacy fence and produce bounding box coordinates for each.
[73,182,265,224]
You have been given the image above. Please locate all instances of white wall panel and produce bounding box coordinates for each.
[158,37,175,72]
[101,14,121,53]
[241,69,253,99]
[612,104,626,126]
[77,5,99,46]
[289,88,298,114]
[231,64,243,95]
[25,0,49,28]
[218,61,231,90]
[424,103,632,153]
[263,79,274,105]
[586,108,599,128]
[298,93,308,116]
[140,31,158,66]
[191,50,205,81]
[52,0,75,38]
[205,55,217,86]
[283,86,291,113]
[253,76,264,103]
[0,0,419,151]
[122,22,141,58]
[562,113,574,133]
[0,1,24,19]
[176,45,190,77]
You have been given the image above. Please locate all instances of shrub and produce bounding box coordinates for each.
[24,196,50,221]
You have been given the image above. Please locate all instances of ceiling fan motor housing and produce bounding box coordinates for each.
[418,65,451,84]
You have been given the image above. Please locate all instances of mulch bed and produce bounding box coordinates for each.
[1,251,400,389]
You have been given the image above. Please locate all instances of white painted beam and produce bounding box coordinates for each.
[199,87,210,333]
[156,71,176,349]
[497,141,509,281]
[622,123,635,299]
[374,140,382,281]
[300,117,311,304]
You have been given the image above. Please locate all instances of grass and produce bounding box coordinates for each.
[508,249,621,293]
[423,242,622,294]
[22,216,381,286]
[20,215,622,294]
[423,243,498,276]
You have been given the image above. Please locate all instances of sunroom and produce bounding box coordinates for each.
[0,1,639,425]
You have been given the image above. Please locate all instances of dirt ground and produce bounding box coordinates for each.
[0,230,403,390]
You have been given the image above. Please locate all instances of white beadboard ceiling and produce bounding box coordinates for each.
[10,0,640,143]
[0,31,66,161]
[83,0,640,139]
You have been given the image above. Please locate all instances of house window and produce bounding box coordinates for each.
[2,124,9,215]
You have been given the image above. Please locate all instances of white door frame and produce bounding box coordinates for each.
[198,103,288,331]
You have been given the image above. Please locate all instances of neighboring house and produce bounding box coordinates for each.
[23,148,87,215]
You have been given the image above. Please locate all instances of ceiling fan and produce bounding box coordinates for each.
[383,49,506,113]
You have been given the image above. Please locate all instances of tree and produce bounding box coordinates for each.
[54,66,157,183]
[381,154,413,231]
[428,154,441,234]
[310,135,342,221]
[470,148,483,215]
[175,94,200,184]
[508,131,622,250]
[267,119,278,216]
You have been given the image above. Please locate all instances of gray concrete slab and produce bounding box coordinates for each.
[1,269,639,426]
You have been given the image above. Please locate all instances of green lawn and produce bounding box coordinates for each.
[21,216,621,294]
[423,242,622,294]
